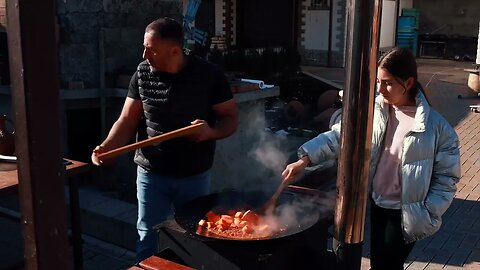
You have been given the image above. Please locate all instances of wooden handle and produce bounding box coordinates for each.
[263,181,289,213]
[97,123,204,162]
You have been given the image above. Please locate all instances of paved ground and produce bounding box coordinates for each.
[403,60,480,270]
[0,58,479,269]
[0,214,136,270]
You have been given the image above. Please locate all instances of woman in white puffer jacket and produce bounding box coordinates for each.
[282,47,461,270]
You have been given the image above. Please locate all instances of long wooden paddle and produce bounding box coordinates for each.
[97,122,204,163]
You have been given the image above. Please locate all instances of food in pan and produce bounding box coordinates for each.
[196,209,281,239]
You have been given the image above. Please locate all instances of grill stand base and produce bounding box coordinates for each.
[155,219,331,270]
[333,238,363,270]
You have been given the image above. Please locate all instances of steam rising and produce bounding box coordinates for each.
[247,106,288,174]
[258,190,336,237]
[213,97,337,230]
[214,104,293,192]
[252,142,288,174]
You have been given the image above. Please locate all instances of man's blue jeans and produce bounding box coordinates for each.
[135,166,211,262]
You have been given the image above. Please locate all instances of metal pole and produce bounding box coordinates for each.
[6,0,70,268]
[476,21,480,66]
[327,0,333,67]
[333,0,382,269]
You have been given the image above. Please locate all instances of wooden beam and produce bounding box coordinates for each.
[6,0,69,268]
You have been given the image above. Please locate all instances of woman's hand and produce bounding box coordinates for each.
[281,156,310,185]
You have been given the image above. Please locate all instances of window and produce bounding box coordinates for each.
[309,0,330,10]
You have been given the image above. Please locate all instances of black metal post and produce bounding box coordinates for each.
[6,0,70,268]
[327,0,333,67]
[333,0,382,269]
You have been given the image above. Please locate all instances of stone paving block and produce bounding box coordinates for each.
[404,260,415,269]
[444,200,463,218]
[472,164,480,174]
[444,266,465,270]
[407,253,434,270]
[425,261,448,270]
[458,182,467,191]
[411,238,432,254]
[469,203,480,215]
[435,247,456,261]
[440,220,460,234]
[457,217,476,232]
[82,249,98,260]
[463,171,477,183]
[83,234,135,260]
[459,233,480,249]
[0,217,24,269]
[463,251,480,269]
[456,190,469,200]
[443,232,466,250]
[446,247,471,267]
[425,231,449,251]
[0,247,24,270]
[115,208,137,225]
[0,222,22,248]
[406,249,417,262]
[464,179,478,190]
[82,248,133,269]
[91,199,136,219]
[455,200,476,214]
[450,202,465,216]
[465,262,480,270]
[79,188,111,210]
[467,193,480,201]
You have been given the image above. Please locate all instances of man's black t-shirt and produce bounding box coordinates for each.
[127,55,233,177]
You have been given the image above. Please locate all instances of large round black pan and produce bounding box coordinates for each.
[174,189,322,241]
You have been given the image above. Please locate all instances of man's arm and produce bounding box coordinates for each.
[191,99,238,142]
[92,97,143,165]
[211,98,238,139]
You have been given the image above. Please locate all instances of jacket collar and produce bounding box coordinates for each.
[411,90,429,132]
[376,89,430,133]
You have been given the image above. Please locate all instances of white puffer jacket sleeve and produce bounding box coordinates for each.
[297,120,342,165]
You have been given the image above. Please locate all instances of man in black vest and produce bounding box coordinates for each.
[91,17,238,262]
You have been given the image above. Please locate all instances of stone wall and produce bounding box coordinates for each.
[413,0,479,37]
[0,0,5,32]
[56,0,183,88]
[333,0,346,67]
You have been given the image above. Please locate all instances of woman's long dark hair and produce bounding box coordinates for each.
[377,47,430,104]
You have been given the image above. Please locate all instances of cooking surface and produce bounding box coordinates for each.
[175,189,325,241]
[196,209,288,240]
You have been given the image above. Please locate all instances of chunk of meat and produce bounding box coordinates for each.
[220,215,234,224]
[206,221,214,229]
[241,210,259,225]
[242,225,254,234]
[233,217,241,226]
[238,220,248,228]
[205,211,220,223]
